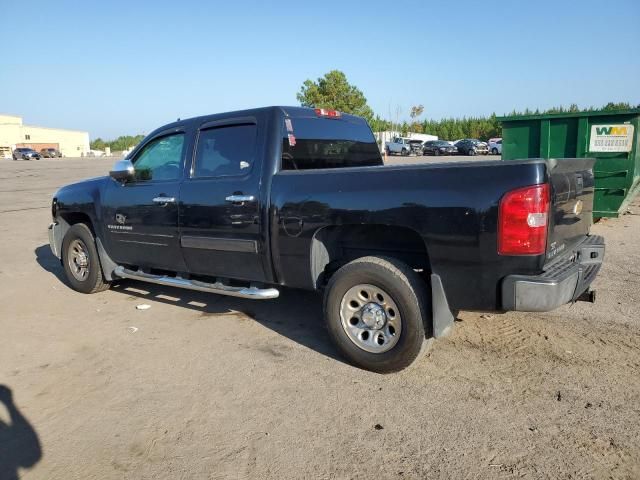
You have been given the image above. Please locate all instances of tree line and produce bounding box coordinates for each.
[370,114,502,142]
[90,135,145,152]
[368,102,636,142]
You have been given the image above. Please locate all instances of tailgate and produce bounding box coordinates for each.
[546,158,596,261]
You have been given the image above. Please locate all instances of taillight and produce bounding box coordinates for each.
[314,108,341,118]
[498,184,550,255]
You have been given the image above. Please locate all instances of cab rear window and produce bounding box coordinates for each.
[281,117,382,170]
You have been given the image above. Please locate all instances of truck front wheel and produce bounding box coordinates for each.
[323,256,430,373]
[61,223,110,294]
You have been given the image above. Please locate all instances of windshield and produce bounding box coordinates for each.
[281,117,382,170]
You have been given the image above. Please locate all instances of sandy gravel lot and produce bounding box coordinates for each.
[1,156,639,479]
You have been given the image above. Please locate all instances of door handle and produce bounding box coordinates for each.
[152,196,176,204]
[225,195,255,203]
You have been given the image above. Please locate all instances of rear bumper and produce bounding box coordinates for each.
[502,235,605,312]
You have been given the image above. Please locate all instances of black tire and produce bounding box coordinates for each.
[323,256,430,373]
[385,147,391,156]
[434,149,440,156]
[401,148,408,156]
[491,148,498,155]
[468,148,476,156]
[62,223,110,294]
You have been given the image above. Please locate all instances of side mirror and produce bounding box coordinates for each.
[109,159,135,182]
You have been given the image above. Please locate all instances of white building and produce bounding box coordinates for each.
[0,114,90,158]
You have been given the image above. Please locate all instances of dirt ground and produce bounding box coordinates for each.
[0,156,639,480]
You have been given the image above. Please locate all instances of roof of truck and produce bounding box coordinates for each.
[150,106,365,137]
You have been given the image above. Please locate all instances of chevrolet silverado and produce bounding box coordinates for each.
[48,106,604,372]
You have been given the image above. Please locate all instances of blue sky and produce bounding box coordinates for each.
[1,0,638,139]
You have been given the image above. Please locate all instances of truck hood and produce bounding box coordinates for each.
[54,176,107,199]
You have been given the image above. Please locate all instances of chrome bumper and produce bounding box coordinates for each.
[502,235,605,312]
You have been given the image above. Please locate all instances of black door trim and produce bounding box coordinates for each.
[180,236,258,253]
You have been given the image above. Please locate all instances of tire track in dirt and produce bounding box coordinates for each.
[454,310,640,369]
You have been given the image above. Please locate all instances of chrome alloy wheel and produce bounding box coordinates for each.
[68,238,90,281]
[339,284,402,353]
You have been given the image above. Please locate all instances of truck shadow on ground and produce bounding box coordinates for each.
[35,245,66,283]
[0,385,42,480]
[34,244,346,366]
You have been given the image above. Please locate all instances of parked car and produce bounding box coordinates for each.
[422,140,458,156]
[40,148,62,158]
[12,148,41,160]
[86,150,106,157]
[48,106,604,373]
[385,137,412,156]
[408,139,424,155]
[455,139,489,156]
[489,139,502,155]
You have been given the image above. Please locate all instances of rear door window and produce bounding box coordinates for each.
[193,124,256,178]
[281,117,382,170]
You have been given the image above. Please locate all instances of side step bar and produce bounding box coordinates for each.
[113,266,279,300]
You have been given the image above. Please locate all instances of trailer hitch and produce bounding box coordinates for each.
[576,289,596,303]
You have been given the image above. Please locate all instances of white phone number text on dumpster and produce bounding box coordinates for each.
[589,124,634,153]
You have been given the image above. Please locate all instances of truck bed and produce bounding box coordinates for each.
[270,157,594,311]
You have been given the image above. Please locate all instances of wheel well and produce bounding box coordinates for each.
[59,212,94,234]
[310,224,430,289]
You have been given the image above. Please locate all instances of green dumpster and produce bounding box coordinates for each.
[498,109,640,218]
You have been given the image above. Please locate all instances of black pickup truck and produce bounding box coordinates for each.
[48,106,604,372]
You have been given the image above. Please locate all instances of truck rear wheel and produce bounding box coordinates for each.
[62,223,110,294]
[323,256,429,373]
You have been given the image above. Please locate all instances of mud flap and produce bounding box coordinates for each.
[96,237,118,281]
[431,273,454,338]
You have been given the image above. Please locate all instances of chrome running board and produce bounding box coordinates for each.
[113,266,279,300]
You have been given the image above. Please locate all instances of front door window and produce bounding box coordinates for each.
[133,134,184,181]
